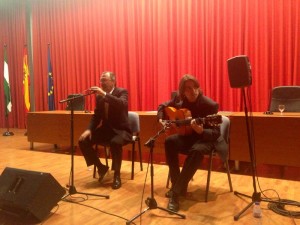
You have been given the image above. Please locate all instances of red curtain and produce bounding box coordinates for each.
[1,0,300,128]
[0,1,27,128]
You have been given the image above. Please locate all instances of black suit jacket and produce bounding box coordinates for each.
[88,87,132,141]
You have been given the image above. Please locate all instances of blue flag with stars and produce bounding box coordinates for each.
[47,45,55,110]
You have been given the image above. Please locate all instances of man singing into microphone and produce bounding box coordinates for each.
[79,71,132,189]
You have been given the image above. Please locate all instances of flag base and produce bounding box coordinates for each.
[3,131,14,136]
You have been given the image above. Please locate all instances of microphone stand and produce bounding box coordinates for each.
[59,93,109,200]
[126,126,186,225]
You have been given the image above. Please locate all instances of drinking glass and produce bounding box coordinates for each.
[278,104,285,115]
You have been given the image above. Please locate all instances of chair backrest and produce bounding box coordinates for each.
[171,91,178,99]
[269,86,300,112]
[128,111,140,134]
[66,94,85,111]
[220,116,230,143]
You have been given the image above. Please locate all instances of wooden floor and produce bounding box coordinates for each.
[0,128,300,225]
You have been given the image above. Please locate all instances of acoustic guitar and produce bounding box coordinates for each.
[164,106,222,136]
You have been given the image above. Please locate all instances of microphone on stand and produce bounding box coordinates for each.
[59,89,96,104]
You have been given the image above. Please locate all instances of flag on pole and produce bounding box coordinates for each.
[47,45,55,110]
[23,46,30,112]
[3,46,12,116]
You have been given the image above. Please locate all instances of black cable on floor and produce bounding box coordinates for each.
[268,199,300,219]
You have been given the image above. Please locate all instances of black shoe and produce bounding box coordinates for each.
[165,189,173,198]
[112,175,121,189]
[98,165,109,183]
[165,188,187,198]
[167,193,179,212]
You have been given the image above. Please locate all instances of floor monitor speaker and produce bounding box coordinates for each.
[0,167,65,222]
[227,55,252,88]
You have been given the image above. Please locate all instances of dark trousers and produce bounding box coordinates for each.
[78,126,129,172]
[165,133,213,194]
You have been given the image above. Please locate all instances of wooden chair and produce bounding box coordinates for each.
[93,111,143,180]
[166,115,233,202]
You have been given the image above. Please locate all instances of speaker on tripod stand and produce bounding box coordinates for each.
[227,55,263,220]
[226,55,299,221]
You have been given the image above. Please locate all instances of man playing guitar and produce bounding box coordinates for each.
[157,74,226,212]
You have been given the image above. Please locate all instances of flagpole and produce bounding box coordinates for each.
[47,44,55,111]
[3,115,14,136]
[23,44,30,136]
[3,44,14,136]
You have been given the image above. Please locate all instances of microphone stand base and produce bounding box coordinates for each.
[126,197,185,225]
[233,190,297,221]
[62,185,110,201]
[3,131,14,136]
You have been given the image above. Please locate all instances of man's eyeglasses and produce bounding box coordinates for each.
[100,78,112,83]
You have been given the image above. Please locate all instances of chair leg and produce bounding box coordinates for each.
[225,160,233,192]
[166,171,171,188]
[104,146,109,167]
[205,151,214,202]
[129,138,143,180]
[93,165,97,178]
[93,145,99,178]
[234,160,240,171]
[131,142,135,180]
[138,139,143,171]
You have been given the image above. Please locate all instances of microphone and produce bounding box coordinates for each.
[59,89,95,104]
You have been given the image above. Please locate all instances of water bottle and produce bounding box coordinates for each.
[253,201,262,218]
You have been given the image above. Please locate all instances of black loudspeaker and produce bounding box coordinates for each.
[227,55,252,88]
[66,93,85,110]
[0,167,65,222]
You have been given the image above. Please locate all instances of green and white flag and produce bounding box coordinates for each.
[3,47,12,116]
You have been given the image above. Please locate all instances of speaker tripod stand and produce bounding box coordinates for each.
[233,87,299,220]
[126,127,186,225]
[59,94,109,200]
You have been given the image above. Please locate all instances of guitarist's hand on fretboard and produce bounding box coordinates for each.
[191,118,204,134]
[163,107,222,136]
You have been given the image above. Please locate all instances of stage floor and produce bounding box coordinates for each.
[0,129,300,225]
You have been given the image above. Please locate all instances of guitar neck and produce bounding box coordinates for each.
[168,115,221,127]
[170,117,205,126]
